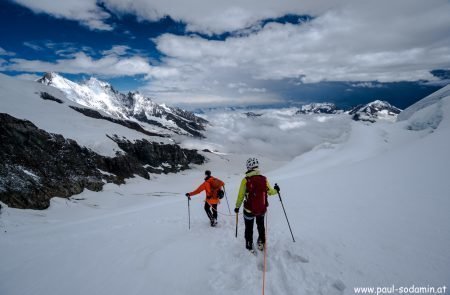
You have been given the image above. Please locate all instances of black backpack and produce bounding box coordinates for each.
[217,189,224,199]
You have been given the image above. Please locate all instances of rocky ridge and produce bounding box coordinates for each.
[0,113,204,209]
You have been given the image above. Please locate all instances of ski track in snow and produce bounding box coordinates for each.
[208,212,345,295]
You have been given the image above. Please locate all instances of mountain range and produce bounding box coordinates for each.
[38,72,208,137]
[298,101,402,122]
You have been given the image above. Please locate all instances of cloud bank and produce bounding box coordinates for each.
[142,1,450,103]
[183,109,351,160]
[3,49,153,77]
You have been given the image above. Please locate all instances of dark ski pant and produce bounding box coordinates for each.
[244,210,265,247]
[204,202,218,221]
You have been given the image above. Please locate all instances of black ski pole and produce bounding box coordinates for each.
[235,212,238,238]
[223,186,231,214]
[188,196,191,230]
[276,184,295,242]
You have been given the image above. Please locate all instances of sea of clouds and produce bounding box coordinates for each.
[182,108,352,161]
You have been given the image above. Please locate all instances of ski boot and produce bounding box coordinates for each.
[246,241,256,254]
[257,240,265,251]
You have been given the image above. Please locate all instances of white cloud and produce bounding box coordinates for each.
[228,82,247,89]
[54,47,82,57]
[5,52,153,77]
[154,15,450,83]
[238,87,266,94]
[12,0,450,41]
[102,0,360,35]
[0,47,16,56]
[102,45,131,56]
[226,82,266,94]
[13,0,112,31]
[350,82,384,88]
[13,0,343,34]
[23,41,44,51]
[23,41,96,57]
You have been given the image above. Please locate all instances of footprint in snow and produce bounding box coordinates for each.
[285,249,309,263]
[332,279,346,293]
[255,250,271,272]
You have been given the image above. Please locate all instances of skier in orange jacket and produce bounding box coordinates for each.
[186,170,224,227]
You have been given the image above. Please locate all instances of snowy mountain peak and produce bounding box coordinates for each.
[366,100,398,109]
[38,72,70,87]
[349,100,401,122]
[85,76,112,89]
[39,71,59,82]
[297,103,340,114]
[36,73,207,137]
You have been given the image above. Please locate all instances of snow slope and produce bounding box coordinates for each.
[397,84,450,121]
[1,85,449,295]
[270,96,450,289]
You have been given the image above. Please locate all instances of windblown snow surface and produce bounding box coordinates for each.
[1,78,450,294]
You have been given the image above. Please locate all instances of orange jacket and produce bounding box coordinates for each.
[189,176,224,205]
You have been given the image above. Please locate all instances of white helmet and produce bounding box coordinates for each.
[246,157,259,170]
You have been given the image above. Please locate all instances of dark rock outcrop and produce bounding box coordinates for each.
[0,113,115,209]
[245,112,263,117]
[40,92,63,104]
[0,113,205,209]
[108,136,204,174]
[69,106,167,138]
[165,112,206,138]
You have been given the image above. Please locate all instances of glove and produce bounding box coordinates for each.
[185,193,190,198]
[234,207,239,213]
[274,183,280,192]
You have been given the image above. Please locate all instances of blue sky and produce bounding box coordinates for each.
[1,0,449,109]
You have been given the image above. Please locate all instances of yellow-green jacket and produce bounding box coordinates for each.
[235,169,278,213]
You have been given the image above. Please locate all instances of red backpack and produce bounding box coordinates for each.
[209,177,224,199]
[244,175,268,215]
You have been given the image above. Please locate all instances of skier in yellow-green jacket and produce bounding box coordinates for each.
[234,157,279,252]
